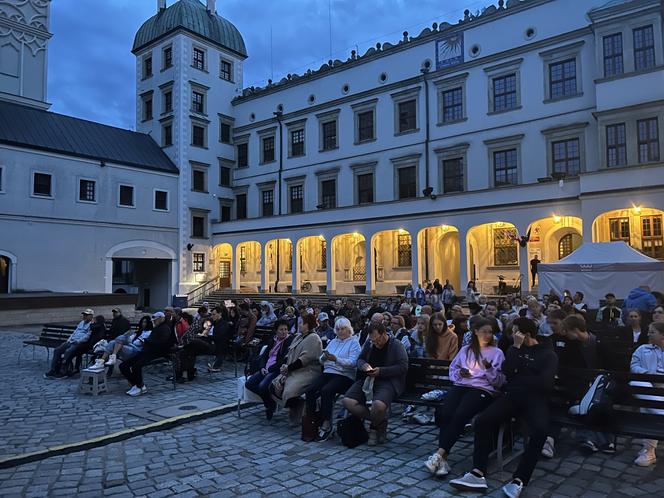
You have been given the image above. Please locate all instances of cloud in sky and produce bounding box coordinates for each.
[48,0,479,129]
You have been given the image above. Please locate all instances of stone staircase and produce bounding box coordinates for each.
[194,290,399,309]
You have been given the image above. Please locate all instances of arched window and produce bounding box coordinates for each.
[558,233,581,259]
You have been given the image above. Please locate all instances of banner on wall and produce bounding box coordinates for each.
[436,33,464,70]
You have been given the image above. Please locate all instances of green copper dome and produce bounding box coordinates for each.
[132,0,247,57]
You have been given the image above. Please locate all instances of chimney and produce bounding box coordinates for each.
[207,0,216,13]
[158,0,166,11]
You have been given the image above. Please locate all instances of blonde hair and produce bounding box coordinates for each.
[334,316,354,335]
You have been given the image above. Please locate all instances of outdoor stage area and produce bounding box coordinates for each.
[0,325,661,498]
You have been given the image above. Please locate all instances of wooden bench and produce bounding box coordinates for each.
[20,323,78,364]
[551,367,664,442]
[236,325,274,377]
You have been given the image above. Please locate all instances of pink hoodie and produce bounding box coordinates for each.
[449,345,505,395]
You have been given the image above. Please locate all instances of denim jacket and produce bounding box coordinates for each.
[630,344,664,374]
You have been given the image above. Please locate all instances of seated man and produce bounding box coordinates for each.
[315,312,335,347]
[119,311,173,396]
[44,309,94,379]
[342,322,408,446]
[595,293,623,326]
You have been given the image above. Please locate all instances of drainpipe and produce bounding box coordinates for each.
[273,111,284,292]
[421,67,431,281]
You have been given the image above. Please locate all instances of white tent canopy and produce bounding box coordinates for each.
[538,242,664,307]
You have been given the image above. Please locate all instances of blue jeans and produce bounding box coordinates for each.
[105,340,141,361]
[245,370,279,411]
[50,342,84,374]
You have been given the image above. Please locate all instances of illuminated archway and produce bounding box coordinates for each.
[592,207,664,260]
[236,241,261,291]
[417,225,460,290]
[371,229,412,294]
[466,222,519,295]
[331,233,366,294]
[297,236,328,293]
[265,238,293,292]
[212,243,233,289]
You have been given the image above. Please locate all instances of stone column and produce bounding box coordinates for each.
[410,232,420,287]
[326,237,335,294]
[291,241,299,294]
[261,242,269,293]
[365,235,374,294]
[458,228,468,291]
[519,243,529,296]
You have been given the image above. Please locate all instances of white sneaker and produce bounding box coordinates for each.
[541,436,555,458]
[634,448,657,467]
[140,385,147,394]
[503,479,524,498]
[435,459,451,477]
[424,453,442,474]
[450,472,488,491]
[105,354,117,366]
[89,359,105,371]
[126,386,141,396]
[413,413,431,425]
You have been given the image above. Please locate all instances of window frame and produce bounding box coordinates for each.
[435,143,469,195]
[191,162,208,193]
[396,233,412,268]
[235,191,248,220]
[192,253,206,273]
[391,86,420,135]
[162,89,173,114]
[0,165,4,193]
[435,72,468,126]
[192,46,206,71]
[31,171,53,199]
[493,227,519,267]
[153,189,169,212]
[289,183,304,214]
[391,154,420,200]
[484,58,522,115]
[142,53,153,80]
[351,161,377,205]
[258,127,277,164]
[316,168,339,210]
[352,99,378,144]
[77,177,97,204]
[633,24,656,72]
[316,109,340,152]
[117,183,135,208]
[541,122,588,177]
[162,45,173,70]
[219,114,234,144]
[539,41,584,103]
[191,122,207,148]
[287,119,306,158]
[637,117,660,163]
[141,92,153,121]
[162,121,173,147]
[609,217,630,244]
[484,134,524,187]
[219,57,233,82]
[605,122,628,168]
[218,159,233,187]
[235,138,249,168]
[260,187,275,217]
[603,32,624,78]
[191,211,209,239]
[641,214,663,260]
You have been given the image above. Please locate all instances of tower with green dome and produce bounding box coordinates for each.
[132,0,247,294]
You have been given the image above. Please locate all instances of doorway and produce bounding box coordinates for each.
[219,260,231,288]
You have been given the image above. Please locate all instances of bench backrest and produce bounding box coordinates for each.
[404,358,453,393]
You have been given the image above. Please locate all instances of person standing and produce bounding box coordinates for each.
[530,255,540,287]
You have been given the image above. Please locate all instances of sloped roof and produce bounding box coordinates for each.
[0,100,178,174]
[554,242,660,264]
[133,0,247,57]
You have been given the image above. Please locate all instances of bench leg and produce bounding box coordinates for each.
[237,398,241,418]
[497,424,505,471]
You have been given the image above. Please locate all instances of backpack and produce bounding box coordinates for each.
[301,413,320,442]
[568,374,615,425]
[336,415,368,448]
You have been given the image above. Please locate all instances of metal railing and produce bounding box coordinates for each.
[186,278,221,307]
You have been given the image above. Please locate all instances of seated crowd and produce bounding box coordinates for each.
[42,282,664,497]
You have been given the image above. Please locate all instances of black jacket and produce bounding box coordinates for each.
[502,342,558,398]
[258,335,294,374]
[143,322,173,354]
[108,315,131,340]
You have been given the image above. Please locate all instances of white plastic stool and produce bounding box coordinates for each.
[79,368,108,396]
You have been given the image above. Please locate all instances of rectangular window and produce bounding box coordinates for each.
[193,47,205,70]
[220,204,231,222]
[262,189,274,217]
[634,25,655,71]
[642,215,663,259]
[143,97,153,121]
[192,125,205,147]
[493,228,518,266]
[442,87,463,122]
[321,179,336,209]
[220,59,232,81]
[220,122,231,143]
[493,73,517,112]
[237,143,248,167]
[113,260,135,285]
[219,165,231,187]
[239,246,247,272]
[33,172,52,197]
[603,33,623,77]
[163,46,172,69]
[549,59,577,99]
[357,173,374,204]
[154,190,168,211]
[193,253,205,272]
[493,149,518,186]
[143,56,152,79]
[609,217,630,243]
[398,99,417,133]
[442,158,464,193]
[320,240,327,270]
[290,184,303,213]
[291,129,305,157]
[322,120,337,150]
[397,234,412,268]
[358,110,374,142]
[637,117,660,163]
[262,136,275,163]
[163,91,172,113]
[192,215,206,238]
[606,123,627,167]
[79,179,96,202]
[162,123,173,147]
[552,138,581,176]
[236,193,247,219]
[192,169,206,192]
[397,166,417,199]
[192,91,204,113]
[119,185,134,207]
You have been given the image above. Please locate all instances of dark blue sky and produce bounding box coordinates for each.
[48,0,475,129]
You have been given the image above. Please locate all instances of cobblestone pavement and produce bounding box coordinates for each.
[1,329,663,497]
[0,329,239,458]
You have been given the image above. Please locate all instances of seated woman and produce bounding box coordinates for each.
[305,317,361,441]
[245,319,293,420]
[424,318,506,476]
[630,321,664,467]
[620,309,649,351]
[402,313,429,358]
[280,314,323,426]
[425,312,459,361]
[91,315,153,369]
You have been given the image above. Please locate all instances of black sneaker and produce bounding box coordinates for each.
[600,442,616,454]
[316,425,334,442]
[580,440,599,453]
